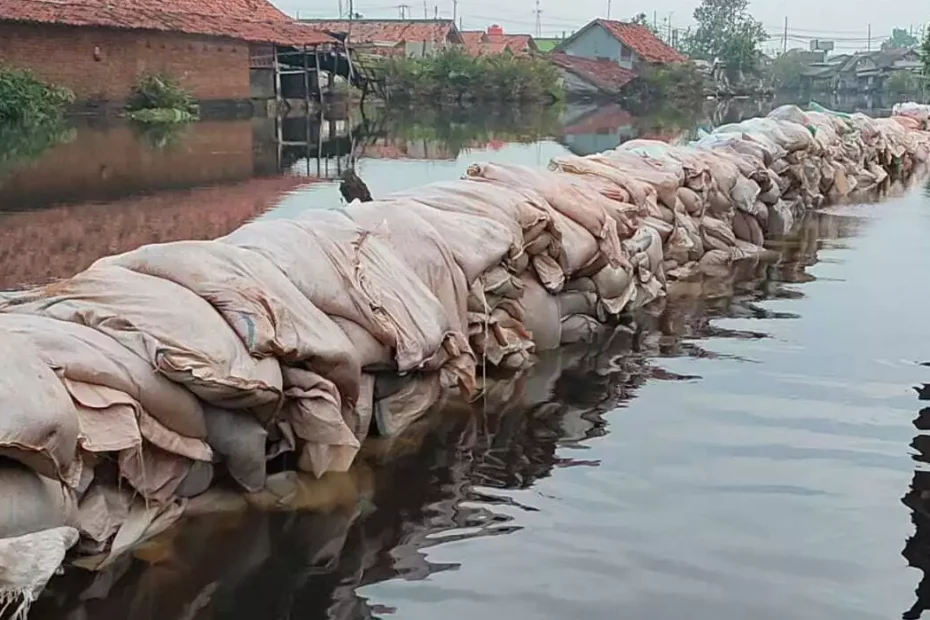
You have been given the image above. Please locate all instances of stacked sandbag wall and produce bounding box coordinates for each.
[1,103,929,607]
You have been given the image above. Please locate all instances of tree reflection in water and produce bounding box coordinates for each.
[904,384,930,620]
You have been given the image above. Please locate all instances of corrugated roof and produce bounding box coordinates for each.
[598,19,686,64]
[0,0,337,45]
[549,52,637,94]
[303,19,462,45]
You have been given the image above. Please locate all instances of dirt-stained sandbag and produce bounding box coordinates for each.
[0,314,206,440]
[520,275,562,351]
[223,215,474,393]
[466,162,629,260]
[0,462,78,540]
[2,266,284,415]
[203,406,268,492]
[348,199,520,281]
[0,330,79,480]
[98,240,361,408]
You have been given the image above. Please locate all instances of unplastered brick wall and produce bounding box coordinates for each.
[0,22,252,101]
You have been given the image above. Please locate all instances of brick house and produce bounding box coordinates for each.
[303,19,463,58]
[0,0,337,105]
[550,19,686,98]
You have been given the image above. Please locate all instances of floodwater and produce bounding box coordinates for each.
[3,100,930,620]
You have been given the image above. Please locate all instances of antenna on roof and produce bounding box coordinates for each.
[534,0,541,38]
[453,0,458,23]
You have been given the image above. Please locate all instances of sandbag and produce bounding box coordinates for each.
[340,204,472,336]
[0,314,206,440]
[223,216,474,393]
[373,374,443,438]
[0,526,79,618]
[98,240,361,408]
[203,406,268,492]
[346,199,519,282]
[2,266,284,415]
[520,275,562,351]
[0,330,79,480]
[466,162,628,263]
[0,462,78,540]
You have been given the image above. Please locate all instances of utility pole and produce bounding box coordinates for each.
[867,23,871,51]
[338,0,343,18]
[607,0,611,19]
[783,16,788,54]
[423,0,428,18]
[434,5,438,19]
[653,11,657,31]
[453,0,458,24]
[535,0,542,38]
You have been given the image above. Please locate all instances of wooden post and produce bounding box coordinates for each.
[302,44,310,114]
[273,46,283,116]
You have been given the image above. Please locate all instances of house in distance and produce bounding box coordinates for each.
[548,19,687,99]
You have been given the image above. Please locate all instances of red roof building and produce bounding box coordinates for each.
[550,18,686,98]
[303,19,462,57]
[461,25,538,56]
[0,0,337,103]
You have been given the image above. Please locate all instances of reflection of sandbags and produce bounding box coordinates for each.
[203,406,268,492]
[0,330,78,480]
[0,314,206,440]
[0,463,78,539]
[2,266,283,414]
[224,216,474,393]
[98,241,361,409]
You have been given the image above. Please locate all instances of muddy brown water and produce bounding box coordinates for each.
[3,103,930,620]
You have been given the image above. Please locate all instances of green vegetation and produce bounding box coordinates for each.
[378,49,562,103]
[0,67,74,124]
[922,26,930,80]
[883,28,919,51]
[629,13,659,35]
[621,62,704,110]
[681,0,767,79]
[886,70,923,96]
[372,103,563,156]
[127,73,198,123]
[768,51,808,91]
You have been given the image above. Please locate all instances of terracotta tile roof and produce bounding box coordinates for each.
[461,30,536,55]
[598,19,686,64]
[549,52,636,94]
[304,19,462,45]
[0,0,337,46]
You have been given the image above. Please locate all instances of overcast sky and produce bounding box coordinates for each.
[278,0,927,54]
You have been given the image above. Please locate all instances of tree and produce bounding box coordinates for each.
[681,0,766,78]
[769,51,807,91]
[922,25,930,78]
[885,70,921,95]
[630,13,658,35]
[883,28,919,51]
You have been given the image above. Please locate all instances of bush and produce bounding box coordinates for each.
[127,73,198,115]
[377,49,562,103]
[0,67,74,124]
[886,71,923,96]
[621,62,704,111]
